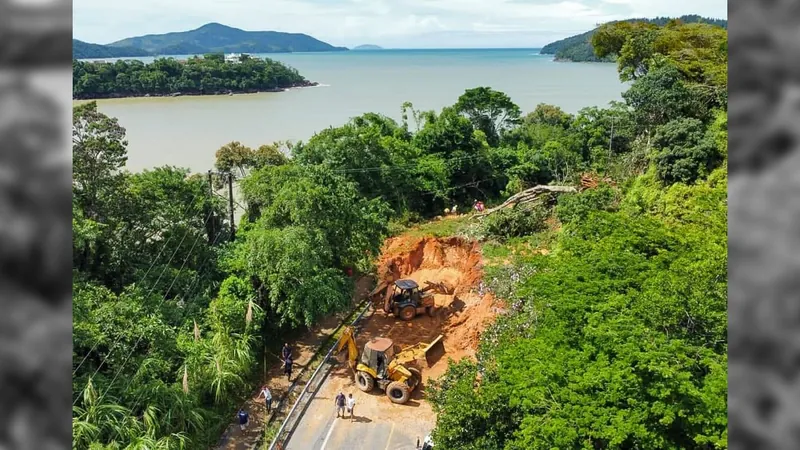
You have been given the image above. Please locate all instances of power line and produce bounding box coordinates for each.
[73,188,205,376]
[86,207,217,409]
[124,225,230,415]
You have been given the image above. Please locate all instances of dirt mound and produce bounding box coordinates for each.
[376,236,482,296]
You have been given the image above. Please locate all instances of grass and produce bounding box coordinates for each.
[482,229,560,266]
[398,215,472,239]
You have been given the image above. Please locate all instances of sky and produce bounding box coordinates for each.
[73,0,728,49]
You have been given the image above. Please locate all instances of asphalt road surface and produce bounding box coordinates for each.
[284,369,432,450]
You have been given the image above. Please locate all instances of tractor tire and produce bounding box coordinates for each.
[355,371,375,392]
[408,367,422,387]
[386,381,412,404]
[399,305,416,321]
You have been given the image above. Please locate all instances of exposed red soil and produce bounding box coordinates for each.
[359,236,502,381]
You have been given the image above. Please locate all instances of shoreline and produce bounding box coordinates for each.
[72,80,320,101]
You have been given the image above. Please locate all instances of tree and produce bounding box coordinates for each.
[623,64,705,131]
[523,103,573,129]
[254,143,290,168]
[454,87,521,146]
[651,118,722,185]
[72,101,128,220]
[214,141,255,178]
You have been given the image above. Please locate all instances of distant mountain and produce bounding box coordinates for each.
[73,39,151,59]
[540,15,728,63]
[108,23,348,55]
[353,44,383,50]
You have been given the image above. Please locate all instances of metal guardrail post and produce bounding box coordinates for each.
[266,301,371,450]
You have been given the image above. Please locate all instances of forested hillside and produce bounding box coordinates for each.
[72,19,727,450]
[72,39,151,59]
[540,15,727,62]
[109,22,348,55]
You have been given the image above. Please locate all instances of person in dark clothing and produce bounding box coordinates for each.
[281,343,292,361]
[335,392,346,418]
[376,353,386,378]
[238,409,249,431]
[284,356,293,380]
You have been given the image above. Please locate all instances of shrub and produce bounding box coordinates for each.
[555,185,618,224]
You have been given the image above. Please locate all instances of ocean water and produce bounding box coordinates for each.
[78,49,626,172]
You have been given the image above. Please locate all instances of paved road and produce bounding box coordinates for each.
[284,366,431,450]
[285,402,425,450]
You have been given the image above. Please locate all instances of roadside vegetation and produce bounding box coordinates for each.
[72,53,310,100]
[72,18,727,450]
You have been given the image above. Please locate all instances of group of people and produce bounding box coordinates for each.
[335,391,356,420]
[236,343,294,432]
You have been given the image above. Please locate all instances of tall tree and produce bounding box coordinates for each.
[454,87,521,146]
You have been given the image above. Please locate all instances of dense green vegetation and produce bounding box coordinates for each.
[540,15,727,63]
[73,39,152,59]
[72,54,312,99]
[106,22,347,57]
[429,21,728,450]
[72,19,727,450]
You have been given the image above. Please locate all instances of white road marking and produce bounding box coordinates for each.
[320,418,338,450]
[384,423,395,450]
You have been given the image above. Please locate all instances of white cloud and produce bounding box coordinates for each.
[73,0,728,48]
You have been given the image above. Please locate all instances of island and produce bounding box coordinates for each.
[73,22,348,59]
[352,44,383,50]
[540,14,727,62]
[72,53,317,100]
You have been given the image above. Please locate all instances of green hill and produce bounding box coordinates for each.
[540,15,727,62]
[73,39,151,59]
[108,22,348,55]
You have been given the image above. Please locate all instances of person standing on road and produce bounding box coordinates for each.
[346,393,355,420]
[260,385,273,413]
[335,391,346,418]
[238,408,249,431]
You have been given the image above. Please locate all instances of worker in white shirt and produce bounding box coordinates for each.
[346,393,356,420]
[260,385,273,413]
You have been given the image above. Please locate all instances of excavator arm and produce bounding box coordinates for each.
[335,326,360,371]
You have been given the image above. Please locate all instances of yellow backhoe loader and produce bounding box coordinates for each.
[334,326,444,404]
[369,279,453,321]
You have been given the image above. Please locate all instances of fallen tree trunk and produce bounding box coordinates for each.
[474,185,576,218]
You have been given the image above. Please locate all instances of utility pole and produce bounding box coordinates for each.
[607,114,615,175]
[228,172,236,241]
[207,170,216,243]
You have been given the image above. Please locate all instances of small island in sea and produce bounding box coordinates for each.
[72,53,316,100]
[352,44,383,50]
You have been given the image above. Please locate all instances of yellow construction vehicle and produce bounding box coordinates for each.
[334,326,444,404]
[369,279,452,321]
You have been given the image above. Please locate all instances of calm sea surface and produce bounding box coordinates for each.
[77,49,626,172]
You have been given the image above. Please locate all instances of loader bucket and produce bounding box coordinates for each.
[422,335,445,368]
